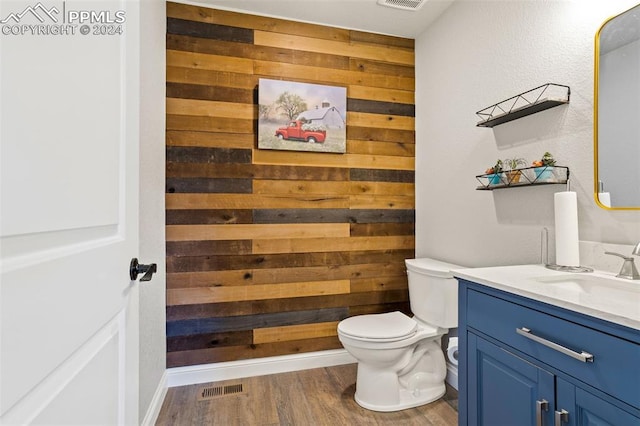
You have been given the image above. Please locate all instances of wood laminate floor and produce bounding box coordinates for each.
[156,363,458,425]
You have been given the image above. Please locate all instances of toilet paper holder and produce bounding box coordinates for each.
[541,227,593,273]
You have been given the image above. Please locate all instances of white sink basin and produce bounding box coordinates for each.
[534,274,640,310]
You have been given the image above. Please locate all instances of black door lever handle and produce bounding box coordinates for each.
[129,258,157,282]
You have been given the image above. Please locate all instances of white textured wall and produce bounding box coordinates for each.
[415,0,640,269]
[138,0,167,419]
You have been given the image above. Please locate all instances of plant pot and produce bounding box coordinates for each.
[534,166,554,182]
[505,170,522,184]
[487,173,502,185]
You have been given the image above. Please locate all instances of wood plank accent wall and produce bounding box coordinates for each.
[165,2,416,368]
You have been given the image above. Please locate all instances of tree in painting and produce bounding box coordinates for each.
[275,91,307,120]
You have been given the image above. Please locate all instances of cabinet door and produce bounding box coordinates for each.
[468,333,555,426]
[556,378,640,426]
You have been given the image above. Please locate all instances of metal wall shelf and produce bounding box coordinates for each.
[476,84,570,128]
[476,166,569,190]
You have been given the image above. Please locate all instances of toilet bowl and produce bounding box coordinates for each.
[337,257,460,412]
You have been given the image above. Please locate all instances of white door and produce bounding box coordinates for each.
[1,1,142,424]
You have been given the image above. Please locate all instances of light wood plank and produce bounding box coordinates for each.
[252,149,348,168]
[166,223,350,241]
[166,193,350,210]
[253,149,415,171]
[252,235,415,254]
[166,98,255,120]
[254,30,414,65]
[253,321,339,344]
[347,111,415,131]
[347,154,415,171]
[254,60,414,91]
[253,180,349,196]
[349,181,415,196]
[166,262,409,289]
[347,139,415,157]
[167,115,254,133]
[166,130,255,149]
[167,280,350,305]
[167,50,253,73]
[166,66,256,88]
[349,84,415,104]
[349,194,415,209]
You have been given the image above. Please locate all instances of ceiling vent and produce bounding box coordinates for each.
[377,0,426,11]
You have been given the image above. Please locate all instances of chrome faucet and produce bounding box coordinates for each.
[604,243,640,280]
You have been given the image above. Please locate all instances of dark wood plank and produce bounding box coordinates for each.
[167,162,349,180]
[253,208,415,224]
[166,209,253,225]
[166,177,252,193]
[349,250,414,264]
[166,308,348,337]
[350,168,415,183]
[167,330,253,352]
[166,2,352,42]
[167,252,350,273]
[350,223,415,236]
[348,98,415,117]
[166,240,252,256]
[167,17,254,43]
[166,146,252,164]
[166,289,410,320]
[166,336,342,367]
[349,30,414,49]
[166,82,255,103]
[349,58,415,78]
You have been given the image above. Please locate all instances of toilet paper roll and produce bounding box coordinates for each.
[554,191,580,267]
[447,337,458,366]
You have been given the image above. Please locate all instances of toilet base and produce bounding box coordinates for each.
[355,383,446,412]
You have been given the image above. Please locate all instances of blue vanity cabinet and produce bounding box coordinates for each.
[458,279,640,426]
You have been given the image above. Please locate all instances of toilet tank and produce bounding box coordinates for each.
[405,257,460,328]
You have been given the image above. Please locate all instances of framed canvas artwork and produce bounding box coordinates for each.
[258,78,347,153]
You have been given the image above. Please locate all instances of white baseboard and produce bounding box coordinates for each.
[445,362,458,390]
[141,371,168,426]
[166,349,357,388]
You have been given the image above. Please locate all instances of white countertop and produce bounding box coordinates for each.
[452,264,640,331]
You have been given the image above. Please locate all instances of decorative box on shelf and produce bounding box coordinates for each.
[476,166,569,190]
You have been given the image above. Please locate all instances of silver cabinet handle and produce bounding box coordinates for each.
[536,399,549,426]
[555,409,569,426]
[516,327,594,363]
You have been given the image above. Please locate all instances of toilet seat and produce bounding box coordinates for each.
[338,311,417,342]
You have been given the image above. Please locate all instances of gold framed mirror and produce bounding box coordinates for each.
[594,3,640,210]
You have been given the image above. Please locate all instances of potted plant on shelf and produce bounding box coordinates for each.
[503,157,526,184]
[485,159,504,185]
[532,152,556,181]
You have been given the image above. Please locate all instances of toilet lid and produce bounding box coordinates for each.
[338,311,417,341]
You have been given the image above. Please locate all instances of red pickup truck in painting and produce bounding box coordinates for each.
[275,120,326,143]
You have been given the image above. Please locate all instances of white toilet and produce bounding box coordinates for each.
[337,257,460,412]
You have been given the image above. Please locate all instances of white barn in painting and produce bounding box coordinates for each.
[296,100,345,129]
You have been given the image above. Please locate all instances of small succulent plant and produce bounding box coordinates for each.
[485,159,503,174]
[532,152,556,167]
